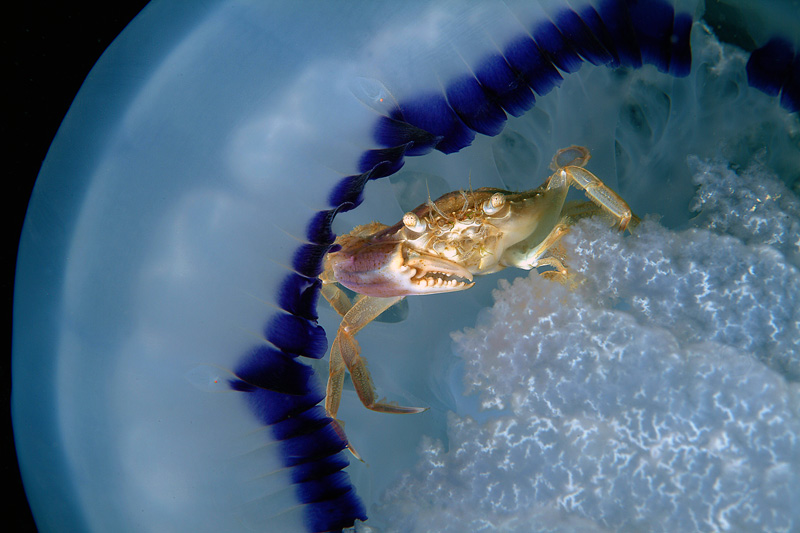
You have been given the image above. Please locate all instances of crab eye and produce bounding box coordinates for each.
[403,212,427,233]
[482,193,506,215]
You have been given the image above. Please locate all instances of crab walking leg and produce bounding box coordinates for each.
[325,294,429,420]
[325,340,347,421]
[550,144,592,170]
[506,222,571,272]
[563,166,633,231]
[320,279,355,317]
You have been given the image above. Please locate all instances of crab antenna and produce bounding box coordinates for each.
[467,170,476,211]
[424,179,449,219]
[458,190,470,216]
[425,178,433,208]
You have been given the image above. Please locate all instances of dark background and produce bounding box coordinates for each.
[6,2,149,530]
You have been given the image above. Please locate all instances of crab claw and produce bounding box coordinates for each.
[331,242,473,297]
[403,252,474,294]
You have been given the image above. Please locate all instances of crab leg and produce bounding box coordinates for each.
[550,144,592,170]
[319,279,354,317]
[319,281,360,420]
[563,166,633,231]
[325,294,427,422]
[549,145,632,229]
[507,222,570,272]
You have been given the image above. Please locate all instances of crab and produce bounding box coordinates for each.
[319,146,636,456]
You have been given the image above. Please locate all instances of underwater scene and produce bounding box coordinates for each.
[12,1,799,532]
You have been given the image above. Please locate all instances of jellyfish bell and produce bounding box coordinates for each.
[13,1,800,532]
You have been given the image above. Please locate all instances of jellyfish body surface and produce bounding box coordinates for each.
[12,1,800,532]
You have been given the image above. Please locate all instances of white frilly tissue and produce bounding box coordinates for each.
[377,159,800,532]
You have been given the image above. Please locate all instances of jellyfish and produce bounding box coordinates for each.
[12,1,800,532]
